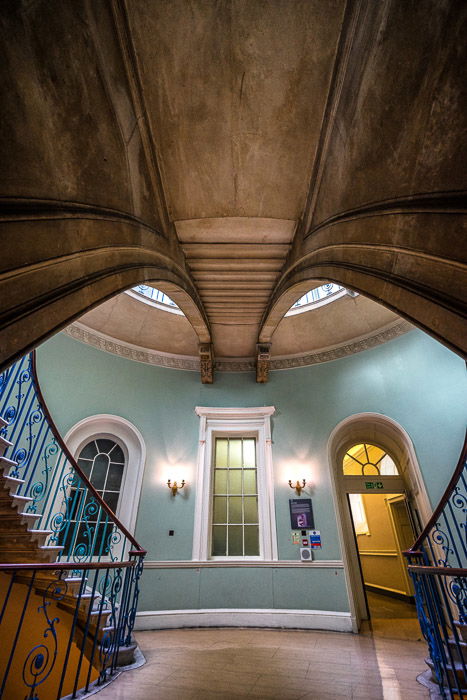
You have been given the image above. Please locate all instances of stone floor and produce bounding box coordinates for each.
[364,590,422,642]
[93,618,430,699]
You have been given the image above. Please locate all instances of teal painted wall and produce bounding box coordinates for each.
[36,330,466,614]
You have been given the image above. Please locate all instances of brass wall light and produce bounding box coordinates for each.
[167,479,185,496]
[288,479,306,496]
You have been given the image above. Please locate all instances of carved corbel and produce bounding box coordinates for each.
[199,343,214,384]
[256,343,271,383]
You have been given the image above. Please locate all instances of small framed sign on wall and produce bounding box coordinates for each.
[289,498,314,529]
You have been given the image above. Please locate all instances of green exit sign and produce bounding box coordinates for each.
[365,481,384,490]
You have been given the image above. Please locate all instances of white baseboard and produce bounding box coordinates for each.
[134,608,353,633]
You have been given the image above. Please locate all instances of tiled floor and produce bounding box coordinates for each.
[94,623,430,699]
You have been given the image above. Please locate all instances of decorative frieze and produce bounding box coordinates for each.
[64,320,412,373]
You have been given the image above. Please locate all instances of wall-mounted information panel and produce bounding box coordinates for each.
[289,498,314,529]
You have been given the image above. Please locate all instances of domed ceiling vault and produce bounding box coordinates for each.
[0,1,465,378]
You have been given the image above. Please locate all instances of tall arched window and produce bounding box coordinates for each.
[62,437,126,556]
[65,414,146,537]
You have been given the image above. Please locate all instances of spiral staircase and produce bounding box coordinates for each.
[0,354,145,699]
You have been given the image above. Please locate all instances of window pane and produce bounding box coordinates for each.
[228,470,242,495]
[79,441,98,460]
[243,440,255,467]
[77,459,92,479]
[96,438,117,453]
[212,526,227,556]
[228,526,243,556]
[243,470,257,494]
[103,491,119,513]
[91,453,109,490]
[106,463,124,491]
[108,443,125,463]
[228,497,242,523]
[214,469,227,493]
[380,454,399,475]
[366,444,386,465]
[244,526,259,556]
[215,439,228,467]
[213,496,227,523]
[229,439,242,468]
[244,496,258,523]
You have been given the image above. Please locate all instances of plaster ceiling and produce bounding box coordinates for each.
[71,0,412,364]
[121,0,349,347]
[74,288,408,366]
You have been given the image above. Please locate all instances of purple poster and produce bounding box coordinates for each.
[289,499,314,530]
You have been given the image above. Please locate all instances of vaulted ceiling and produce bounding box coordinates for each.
[0,0,465,378]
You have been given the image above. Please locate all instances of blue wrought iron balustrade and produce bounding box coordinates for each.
[404,436,467,699]
[0,558,144,699]
[0,352,145,566]
[0,351,146,698]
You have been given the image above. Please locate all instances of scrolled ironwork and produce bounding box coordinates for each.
[21,572,68,697]
[0,352,146,698]
[405,435,467,698]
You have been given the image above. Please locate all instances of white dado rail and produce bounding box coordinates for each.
[142,560,344,568]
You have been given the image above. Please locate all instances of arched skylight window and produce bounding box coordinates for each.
[132,285,178,307]
[127,285,184,315]
[285,283,349,316]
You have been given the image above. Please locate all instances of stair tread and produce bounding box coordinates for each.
[0,456,17,466]
[2,475,25,485]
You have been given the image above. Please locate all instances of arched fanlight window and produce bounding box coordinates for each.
[343,442,399,476]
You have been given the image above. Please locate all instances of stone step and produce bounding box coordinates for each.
[36,544,64,562]
[0,529,52,549]
[0,494,34,514]
[425,656,467,691]
[0,455,18,475]
[0,511,42,528]
[0,474,26,498]
[0,436,13,458]
[447,637,467,664]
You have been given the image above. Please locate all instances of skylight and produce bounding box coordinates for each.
[285,283,348,316]
[128,285,184,315]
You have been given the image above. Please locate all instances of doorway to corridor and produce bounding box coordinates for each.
[343,442,421,640]
[347,488,421,640]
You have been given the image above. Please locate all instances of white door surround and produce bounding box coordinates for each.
[327,412,431,632]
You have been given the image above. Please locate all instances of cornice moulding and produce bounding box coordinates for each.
[64,319,412,372]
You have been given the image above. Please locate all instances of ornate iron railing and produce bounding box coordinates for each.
[0,352,145,564]
[0,352,146,698]
[0,559,144,699]
[405,434,467,699]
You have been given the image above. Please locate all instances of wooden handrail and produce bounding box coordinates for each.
[407,430,467,554]
[407,565,467,577]
[31,351,147,556]
[0,560,138,571]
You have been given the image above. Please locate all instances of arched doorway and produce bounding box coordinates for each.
[328,413,431,632]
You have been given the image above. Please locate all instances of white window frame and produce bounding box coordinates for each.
[64,414,146,536]
[192,406,277,561]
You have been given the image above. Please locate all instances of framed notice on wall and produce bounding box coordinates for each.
[289,498,314,530]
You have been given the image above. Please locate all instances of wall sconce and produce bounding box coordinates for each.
[288,479,306,496]
[167,479,185,496]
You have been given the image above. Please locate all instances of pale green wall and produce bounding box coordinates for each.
[36,329,466,614]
